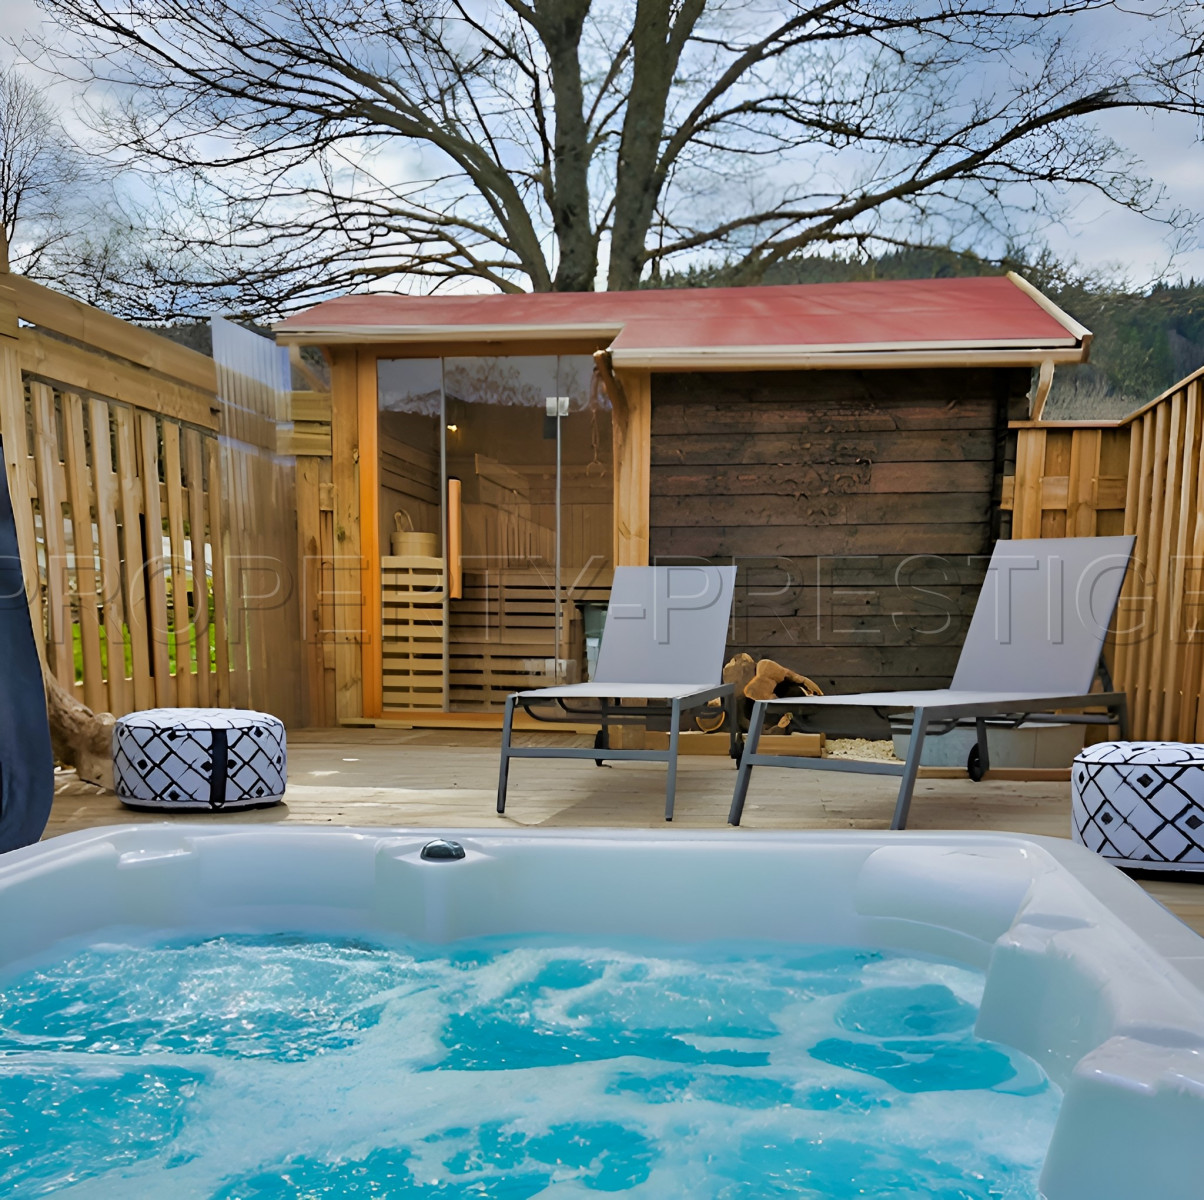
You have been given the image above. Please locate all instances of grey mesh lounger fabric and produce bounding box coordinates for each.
[728,536,1136,830]
[497,564,737,821]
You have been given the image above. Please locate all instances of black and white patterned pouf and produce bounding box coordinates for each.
[1072,741,1204,872]
[113,708,286,812]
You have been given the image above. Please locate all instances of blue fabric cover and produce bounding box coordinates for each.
[0,437,54,852]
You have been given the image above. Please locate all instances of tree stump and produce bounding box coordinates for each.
[43,667,115,790]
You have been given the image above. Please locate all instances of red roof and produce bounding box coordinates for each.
[275,275,1088,368]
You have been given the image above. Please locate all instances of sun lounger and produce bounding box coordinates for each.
[728,535,1135,830]
[497,564,737,821]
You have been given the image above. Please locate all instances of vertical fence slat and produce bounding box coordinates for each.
[62,391,104,711]
[226,449,251,709]
[1112,418,1145,723]
[184,429,212,707]
[30,382,74,693]
[138,412,172,707]
[114,406,152,710]
[297,455,325,724]
[1039,432,1071,539]
[162,422,193,707]
[0,339,42,656]
[207,435,231,705]
[1174,381,1204,740]
[1132,406,1168,736]
[1066,428,1101,537]
[88,399,130,716]
[1131,413,1157,735]
[1148,392,1184,735]
[1163,386,1200,739]
[1013,428,1046,538]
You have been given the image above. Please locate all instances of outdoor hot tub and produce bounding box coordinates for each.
[0,825,1201,1198]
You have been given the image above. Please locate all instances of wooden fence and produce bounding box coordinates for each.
[0,253,305,725]
[1003,365,1204,740]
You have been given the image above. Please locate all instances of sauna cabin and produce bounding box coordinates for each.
[273,276,1089,723]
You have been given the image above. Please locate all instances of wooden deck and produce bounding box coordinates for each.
[47,727,1204,938]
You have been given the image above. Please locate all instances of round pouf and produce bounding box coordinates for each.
[113,708,286,812]
[1072,741,1204,872]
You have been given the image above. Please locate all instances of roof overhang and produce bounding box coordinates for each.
[274,272,1091,370]
[608,340,1084,372]
[274,321,624,347]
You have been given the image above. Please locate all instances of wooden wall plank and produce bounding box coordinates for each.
[652,492,988,529]
[649,367,1017,690]
[653,428,998,466]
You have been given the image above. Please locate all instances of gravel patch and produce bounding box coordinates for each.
[826,737,901,762]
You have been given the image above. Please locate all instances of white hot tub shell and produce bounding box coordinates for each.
[0,825,1202,1199]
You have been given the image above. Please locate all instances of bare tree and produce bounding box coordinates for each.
[24,0,1204,315]
[0,66,89,273]
[0,64,165,316]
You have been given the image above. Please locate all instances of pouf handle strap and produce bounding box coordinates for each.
[209,728,228,810]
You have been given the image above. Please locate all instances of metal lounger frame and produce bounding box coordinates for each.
[728,690,1129,830]
[727,534,1137,831]
[498,685,738,822]
[495,563,739,822]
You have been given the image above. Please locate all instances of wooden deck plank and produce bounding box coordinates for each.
[45,729,1204,938]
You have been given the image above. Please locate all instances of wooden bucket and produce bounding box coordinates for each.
[390,509,438,557]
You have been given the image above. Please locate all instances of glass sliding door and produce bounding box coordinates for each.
[443,355,558,708]
[376,359,445,711]
[554,355,614,686]
[377,353,613,713]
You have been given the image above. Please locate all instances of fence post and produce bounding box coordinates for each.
[0,231,45,663]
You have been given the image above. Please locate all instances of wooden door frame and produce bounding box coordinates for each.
[356,348,383,718]
[333,341,649,721]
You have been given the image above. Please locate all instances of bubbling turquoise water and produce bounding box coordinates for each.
[0,933,1059,1198]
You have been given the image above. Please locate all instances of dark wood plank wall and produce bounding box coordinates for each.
[650,368,1030,702]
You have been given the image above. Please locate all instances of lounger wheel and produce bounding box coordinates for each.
[731,735,744,764]
[967,742,986,783]
[594,729,607,767]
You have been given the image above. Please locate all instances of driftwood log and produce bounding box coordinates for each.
[744,659,823,702]
[42,666,115,789]
[701,654,824,733]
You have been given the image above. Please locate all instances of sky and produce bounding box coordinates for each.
[4,0,1204,289]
